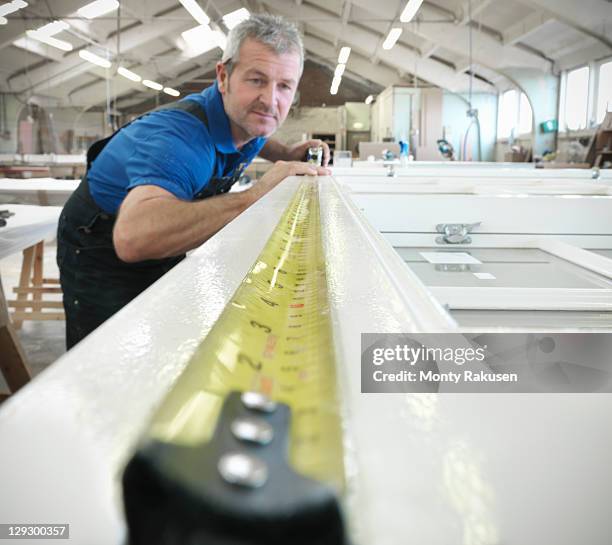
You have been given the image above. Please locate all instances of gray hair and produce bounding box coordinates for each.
[221,14,304,75]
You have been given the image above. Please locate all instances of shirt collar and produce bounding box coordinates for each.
[203,83,266,156]
[203,83,237,154]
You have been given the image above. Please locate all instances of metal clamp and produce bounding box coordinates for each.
[435,222,481,244]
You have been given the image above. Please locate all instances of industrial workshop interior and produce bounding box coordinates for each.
[1,0,612,544]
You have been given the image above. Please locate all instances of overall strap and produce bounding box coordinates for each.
[86,100,209,169]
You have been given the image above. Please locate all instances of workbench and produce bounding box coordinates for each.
[0,178,79,206]
[0,205,62,400]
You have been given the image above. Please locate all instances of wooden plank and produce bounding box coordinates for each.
[0,279,31,392]
[10,312,65,322]
[12,246,35,330]
[32,241,44,304]
[8,300,64,309]
[12,287,63,294]
[42,278,60,284]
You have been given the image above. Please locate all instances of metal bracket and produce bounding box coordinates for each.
[123,391,347,545]
[435,222,481,244]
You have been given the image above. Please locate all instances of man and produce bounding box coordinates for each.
[57,14,329,349]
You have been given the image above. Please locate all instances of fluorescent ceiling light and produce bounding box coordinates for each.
[34,20,70,36]
[330,74,341,95]
[222,7,249,30]
[337,46,350,64]
[0,0,27,18]
[382,27,402,50]
[163,87,180,97]
[118,66,141,82]
[78,0,119,19]
[181,24,225,56]
[179,0,209,25]
[365,94,373,104]
[143,79,163,91]
[400,0,424,23]
[334,64,345,77]
[26,30,73,51]
[79,49,112,68]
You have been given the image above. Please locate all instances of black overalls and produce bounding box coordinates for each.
[57,100,245,349]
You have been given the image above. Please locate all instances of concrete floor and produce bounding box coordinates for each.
[0,238,66,392]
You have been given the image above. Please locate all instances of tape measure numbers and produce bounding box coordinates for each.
[123,179,348,545]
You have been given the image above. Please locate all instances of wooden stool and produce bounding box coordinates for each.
[8,241,64,327]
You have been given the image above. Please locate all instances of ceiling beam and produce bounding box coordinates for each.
[556,41,612,71]
[455,0,495,25]
[502,10,555,46]
[66,46,222,108]
[7,10,187,94]
[420,41,438,59]
[0,0,86,50]
[261,0,494,93]
[513,0,612,49]
[353,0,551,72]
[304,33,396,89]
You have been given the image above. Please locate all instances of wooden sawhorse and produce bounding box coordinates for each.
[1,240,64,402]
[8,241,64,327]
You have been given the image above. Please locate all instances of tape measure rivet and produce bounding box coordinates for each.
[241,392,277,413]
[231,416,274,445]
[218,452,268,488]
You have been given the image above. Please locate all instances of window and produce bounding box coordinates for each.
[564,66,589,130]
[497,90,533,139]
[497,90,518,139]
[596,60,612,124]
[518,92,533,135]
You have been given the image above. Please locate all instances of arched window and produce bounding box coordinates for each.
[518,92,533,135]
[497,90,533,139]
[597,60,612,124]
[563,66,589,130]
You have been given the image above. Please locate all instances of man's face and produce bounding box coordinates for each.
[216,38,301,145]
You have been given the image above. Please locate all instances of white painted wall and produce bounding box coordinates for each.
[442,92,498,162]
[272,106,345,148]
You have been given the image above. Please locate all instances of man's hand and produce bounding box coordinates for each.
[286,139,331,166]
[251,160,330,200]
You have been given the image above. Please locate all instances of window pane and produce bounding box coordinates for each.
[565,66,589,130]
[597,60,612,124]
[497,90,518,139]
[518,93,533,134]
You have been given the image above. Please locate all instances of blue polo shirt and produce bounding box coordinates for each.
[87,83,267,214]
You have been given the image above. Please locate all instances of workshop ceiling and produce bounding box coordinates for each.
[0,0,610,112]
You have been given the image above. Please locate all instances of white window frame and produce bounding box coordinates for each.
[429,239,612,311]
[595,57,612,124]
[342,178,612,313]
[557,61,612,133]
[561,64,590,131]
[497,89,533,141]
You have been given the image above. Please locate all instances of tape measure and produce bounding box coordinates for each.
[123,179,348,545]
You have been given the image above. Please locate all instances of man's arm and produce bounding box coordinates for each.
[113,161,328,263]
[260,138,331,166]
